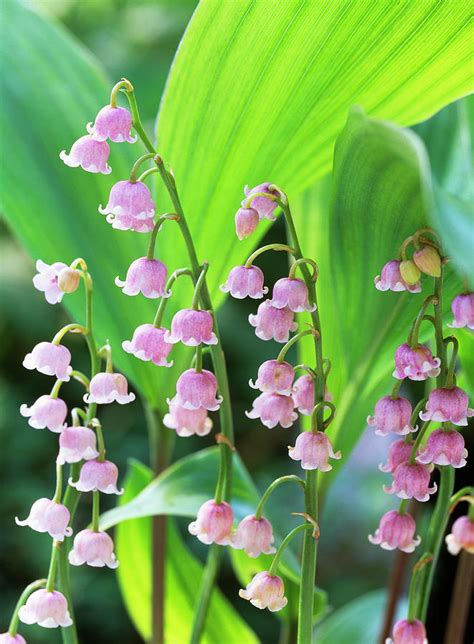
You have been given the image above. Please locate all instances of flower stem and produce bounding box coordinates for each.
[255,475,306,520]
[92,491,100,532]
[277,328,318,364]
[46,540,61,592]
[152,268,193,327]
[7,578,47,636]
[244,243,295,268]
[269,523,314,576]
[189,546,223,644]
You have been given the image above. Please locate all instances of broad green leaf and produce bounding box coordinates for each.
[115,459,258,643]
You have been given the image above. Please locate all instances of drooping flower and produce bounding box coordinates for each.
[57,267,81,294]
[84,372,135,405]
[239,571,288,612]
[163,398,213,437]
[175,369,222,411]
[188,499,234,545]
[445,516,474,555]
[115,257,168,299]
[122,324,173,366]
[15,498,72,541]
[369,510,420,553]
[379,439,413,473]
[246,392,297,428]
[249,300,298,343]
[367,396,416,436]
[69,529,119,568]
[413,245,441,278]
[23,342,72,382]
[20,395,67,433]
[99,180,155,221]
[18,589,73,629]
[249,360,294,395]
[387,618,427,644]
[243,183,279,220]
[33,260,68,304]
[288,431,341,471]
[384,462,437,502]
[69,459,123,495]
[449,293,474,330]
[374,260,421,293]
[60,135,111,174]
[271,277,315,313]
[165,309,218,346]
[57,426,99,465]
[235,207,259,239]
[419,386,474,426]
[416,428,467,468]
[0,634,26,644]
[232,515,276,558]
[88,105,136,143]
[105,211,155,233]
[393,343,440,381]
[292,374,332,415]
[220,265,268,299]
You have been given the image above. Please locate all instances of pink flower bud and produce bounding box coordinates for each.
[23,342,72,381]
[0,634,26,644]
[379,439,413,473]
[445,516,474,555]
[57,426,99,465]
[288,431,341,471]
[122,324,173,367]
[175,369,222,411]
[387,618,427,644]
[57,267,81,294]
[246,392,297,428]
[449,293,474,330]
[33,260,68,304]
[18,589,72,628]
[115,257,168,299]
[88,105,136,143]
[292,374,332,415]
[271,277,315,313]
[374,260,421,293]
[231,515,276,558]
[419,386,474,426]
[220,265,268,299]
[369,510,420,553]
[165,309,217,346]
[416,428,467,468]
[393,343,440,381]
[250,360,294,395]
[99,180,155,221]
[69,459,123,495]
[163,398,213,437]
[239,571,288,612]
[384,462,437,502]
[60,135,111,174]
[69,529,119,568]
[243,183,279,220]
[235,207,259,239]
[20,395,67,433]
[15,498,72,541]
[84,372,135,405]
[188,499,234,545]
[367,396,416,437]
[249,300,298,343]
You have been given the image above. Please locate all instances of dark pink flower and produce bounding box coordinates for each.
[288,431,341,471]
[379,439,413,473]
[235,207,259,239]
[292,374,332,415]
[122,324,173,367]
[20,395,67,433]
[33,260,68,304]
[60,135,111,174]
[165,309,217,346]
[369,510,420,553]
[374,260,421,293]
[69,459,123,495]
[250,360,294,395]
[99,180,155,221]
[69,529,119,568]
[271,277,315,313]
[393,343,440,381]
[23,342,72,381]
[384,462,436,502]
[367,396,416,436]
[88,105,136,143]
[449,293,474,330]
[16,498,72,541]
[239,571,287,612]
[163,398,213,437]
[388,619,427,644]
[249,300,298,343]
[231,515,276,558]
[175,369,222,411]
[246,392,297,428]
[57,426,99,465]
[445,516,474,555]
[18,589,72,629]
[220,265,268,299]
[115,257,168,299]
[243,183,279,220]
[188,499,234,545]
[420,386,473,426]
[84,372,135,405]
[416,428,467,468]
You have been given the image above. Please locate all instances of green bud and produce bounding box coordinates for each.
[400,260,421,285]
[413,246,441,277]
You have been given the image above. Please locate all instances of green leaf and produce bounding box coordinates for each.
[115,459,258,643]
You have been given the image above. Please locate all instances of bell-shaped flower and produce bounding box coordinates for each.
[288,431,341,471]
[250,360,294,395]
[243,183,279,220]
[369,510,420,553]
[384,462,437,503]
[16,498,72,541]
[374,260,421,293]
[393,343,440,381]
[0,634,26,644]
[379,439,413,473]
[445,516,474,555]
[188,499,234,545]
[23,342,72,381]
[239,571,287,612]
[69,459,123,495]
[232,515,276,558]
[235,207,259,239]
[449,292,474,330]
[105,211,155,233]
[387,619,427,644]
[88,105,136,143]
[163,398,213,437]
[416,428,467,468]
[175,369,222,411]
[165,309,217,346]
[420,386,473,426]
[220,265,268,299]
[57,426,99,465]
[115,257,168,299]
[246,392,297,429]
[271,277,315,313]
[60,135,111,174]
[292,374,332,415]
[20,395,67,433]
[33,260,68,304]
[122,324,173,367]
[18,589,72,629]
[99,180,154,221]
[69,529,119,568]
[249,300,298,343]
[84,372,135,405]
[367,396,416,436]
